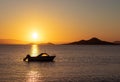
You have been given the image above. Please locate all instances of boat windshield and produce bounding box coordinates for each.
[41,53,49,56]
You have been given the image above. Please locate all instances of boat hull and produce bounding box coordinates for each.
[27,56,56,62]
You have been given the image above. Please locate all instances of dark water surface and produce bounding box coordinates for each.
[0,45,120,82]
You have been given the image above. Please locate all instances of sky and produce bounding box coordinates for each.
[0,0,120,43]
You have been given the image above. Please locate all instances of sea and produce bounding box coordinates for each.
[0,45,120,82]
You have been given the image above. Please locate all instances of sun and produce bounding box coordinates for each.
[32,32,38,40]
[30,31,43,43]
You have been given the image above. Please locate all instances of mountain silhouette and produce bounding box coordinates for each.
[64,37,116,45]
[114,41,120,44]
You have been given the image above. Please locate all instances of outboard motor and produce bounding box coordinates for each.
[23,54,30,61]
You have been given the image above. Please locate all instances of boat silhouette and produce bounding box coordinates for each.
[23,53,56,62]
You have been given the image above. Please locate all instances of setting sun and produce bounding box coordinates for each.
[32,32,38,40]
[29,30,44,43]
[31,32,40,43]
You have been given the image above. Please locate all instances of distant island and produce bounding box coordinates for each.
[64,37,120,45]
[114,41,120,44]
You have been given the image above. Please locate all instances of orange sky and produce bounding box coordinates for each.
[0,0,120,44]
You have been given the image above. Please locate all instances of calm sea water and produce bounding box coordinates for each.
[0,45,120,82]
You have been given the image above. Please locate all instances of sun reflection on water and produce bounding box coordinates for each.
[31,44,39,57]
[26,70,43,82]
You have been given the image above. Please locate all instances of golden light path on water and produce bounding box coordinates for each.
[26,70,43,82]
[31,44,39,57]
[26,45,44,82]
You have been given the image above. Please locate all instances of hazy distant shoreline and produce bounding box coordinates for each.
[0,37,120,45]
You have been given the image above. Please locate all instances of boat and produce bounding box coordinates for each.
[23,53,56,62]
